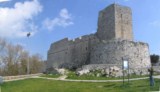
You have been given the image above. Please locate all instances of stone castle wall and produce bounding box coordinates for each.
[97,4,133,41]
[47,4,151,72]
[47,38,69,68]
[114,5,133,40]
[47,38,151,70]
[90,39,150,68]
[97,4,115,41]
[47,34,100,69]
[82,64,122,70]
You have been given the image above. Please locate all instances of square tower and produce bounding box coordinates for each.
[97,4,133,41]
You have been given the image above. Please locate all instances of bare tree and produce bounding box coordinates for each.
[3,44,23,75]
[30,54,44,74]
[0,38,6,52]
[0,38,7,75]
[19,51,29,74]
[0,38,44,76]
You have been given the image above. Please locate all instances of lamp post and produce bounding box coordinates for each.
[27,32,31,75]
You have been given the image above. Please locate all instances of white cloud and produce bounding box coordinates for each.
[0,0,11,3]
[0,0,42,38]
[43,8,74,31]
[149,21,160,27]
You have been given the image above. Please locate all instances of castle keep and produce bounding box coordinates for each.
[47,4,151,71]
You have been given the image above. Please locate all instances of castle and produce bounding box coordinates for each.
[47,4,151,72]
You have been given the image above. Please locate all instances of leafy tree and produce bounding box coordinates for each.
[150,54,159,64]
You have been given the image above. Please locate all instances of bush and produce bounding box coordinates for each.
[45,67,59,74]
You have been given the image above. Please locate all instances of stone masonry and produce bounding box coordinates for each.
[47,4,151,72]
[97,4,133,41]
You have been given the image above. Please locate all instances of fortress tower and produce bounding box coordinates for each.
[47,4,151,75]
[97,4,133,41]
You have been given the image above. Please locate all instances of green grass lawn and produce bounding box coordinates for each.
[1,78,160,92]
[66,74,150,80]
[40,74,61,78]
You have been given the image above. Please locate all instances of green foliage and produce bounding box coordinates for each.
[40,74,61,78]
[1,78,160,92]
[45,67,59,75]
[150,54,159,64]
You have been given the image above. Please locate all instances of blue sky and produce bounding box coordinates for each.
[0,0,160,60]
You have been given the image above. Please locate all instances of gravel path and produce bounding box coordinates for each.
[3,75,160,83]
[35,75,160,83]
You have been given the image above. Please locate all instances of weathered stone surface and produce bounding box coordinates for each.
[97,4,133,41]
[82,64,122,70]
[46,3,151,76]
[77,69,90,76]
[90,39,151,69]
[55,68,68,75]
[80,65,149,77]
[47,34,99,69]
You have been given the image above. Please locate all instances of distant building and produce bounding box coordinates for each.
[47,4,151,72]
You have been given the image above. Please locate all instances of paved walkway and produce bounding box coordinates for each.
[34,75,160,83]
[4,75,160,83]
[3,73,42,82]
[57,75,67,80]
[153,75,160,79]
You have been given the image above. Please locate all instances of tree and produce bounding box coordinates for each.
[0,37,45,76]
[19,50,29,75]
[0,38,6,75]
[0,38,6,52]
[4,44,24,75]
[150,54,159,65]
[29,54,44,74]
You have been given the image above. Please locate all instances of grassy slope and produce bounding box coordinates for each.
[1,78,160,92]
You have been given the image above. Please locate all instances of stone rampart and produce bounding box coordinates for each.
[82,64,122,70]
[47,4,151,75]
[47,34,99,69]
[90,39,151,69]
